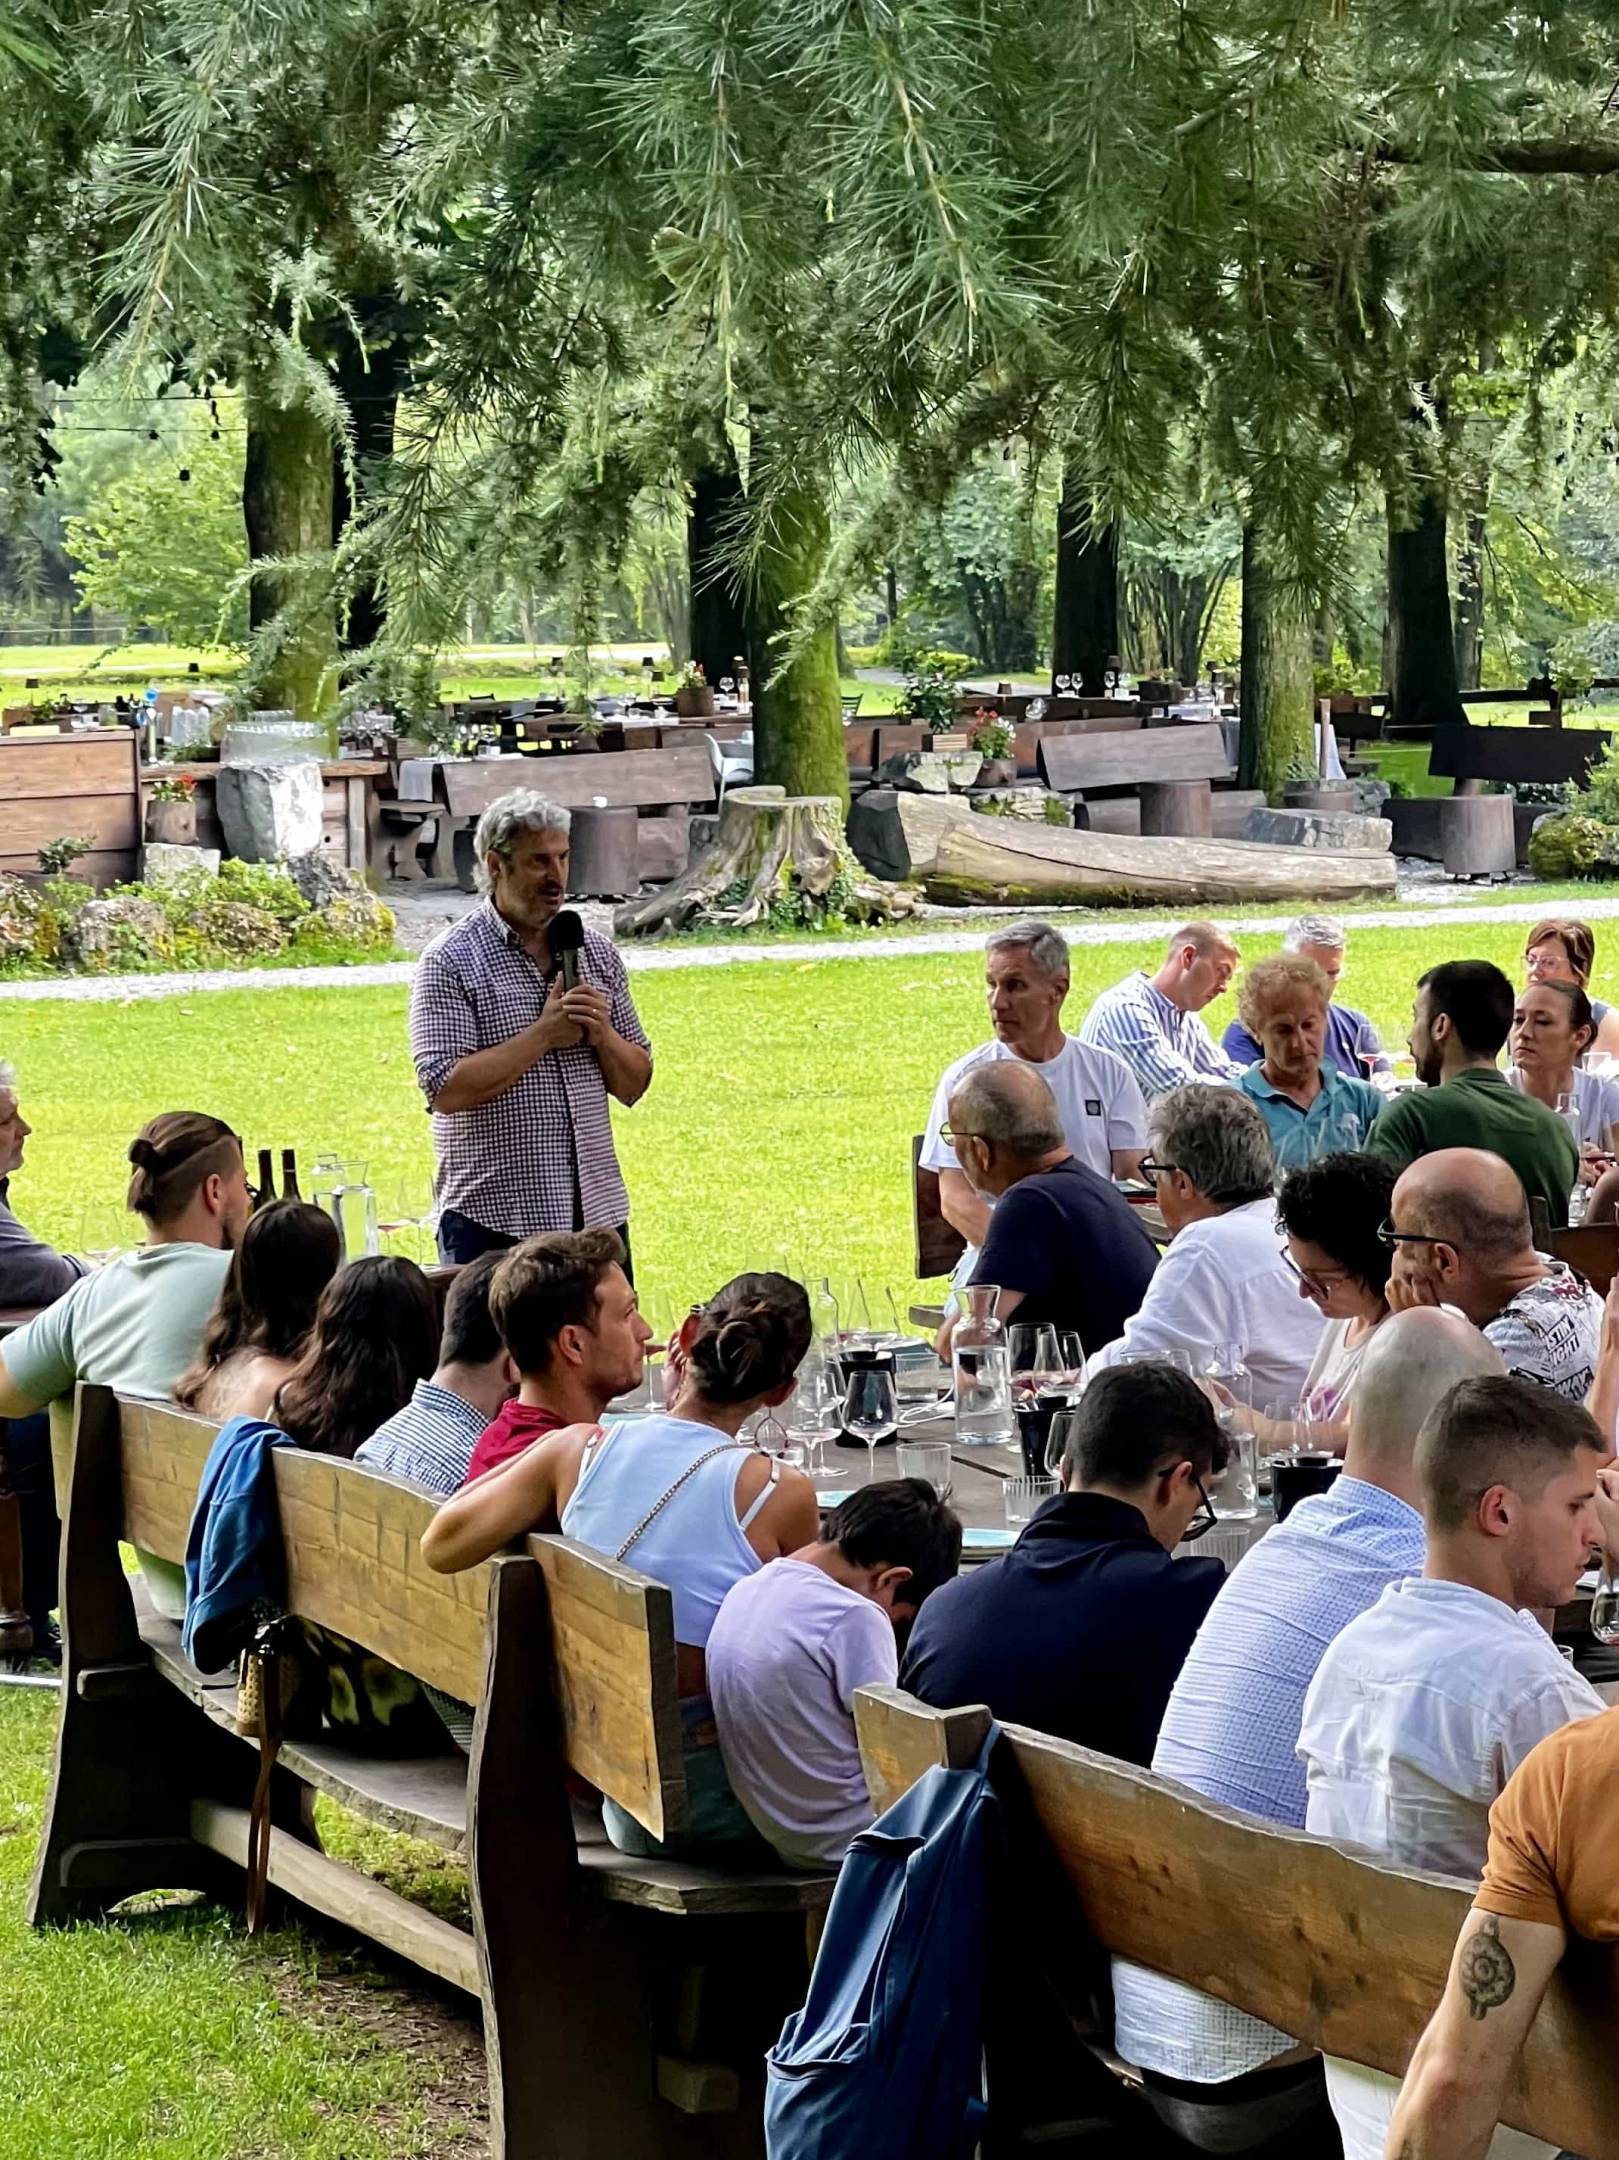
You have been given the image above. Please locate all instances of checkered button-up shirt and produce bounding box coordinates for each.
[409,901,651,1238]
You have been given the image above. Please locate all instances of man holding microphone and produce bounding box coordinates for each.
[410,791,653,1266]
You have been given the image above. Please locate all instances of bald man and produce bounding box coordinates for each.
[1113,1307,1506,2150]
[938,1062,1158,1360]
[1387,1148,1603,1400]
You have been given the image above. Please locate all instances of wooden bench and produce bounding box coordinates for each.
[1038,725,1233,834]
[434,748,713,891]
[1429,724,1611,789]
[854,1690,1619,2158]
[1551,1220,1619,1296]
[33,1387,833,2157]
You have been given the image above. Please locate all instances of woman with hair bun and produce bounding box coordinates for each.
[421,1269,820,1856]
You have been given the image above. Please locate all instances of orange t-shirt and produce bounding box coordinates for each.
[1475,1706,1619,1939]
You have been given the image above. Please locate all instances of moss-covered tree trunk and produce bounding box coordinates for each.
[1051,465,1119,693]
[687,457,750,686]
[1238,515,1314,797]
[243,382,339,720]
[745,477,848,807]
[1452,502,1487,691]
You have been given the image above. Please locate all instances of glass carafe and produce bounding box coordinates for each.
[952,1284,1014,1447]
[322,1159,379,1261]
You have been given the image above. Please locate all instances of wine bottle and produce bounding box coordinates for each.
[281,1148,302,1202]
[255,1148,276,1211]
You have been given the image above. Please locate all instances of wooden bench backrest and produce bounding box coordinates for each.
[855,1689,1619,2160]
[439,745,711,815]
[112,1394,687,1839]
[1550,1221,1619,1296]
[1038,726,1231,793]
[1428,726,1609,788]
[913,1135,967,1281]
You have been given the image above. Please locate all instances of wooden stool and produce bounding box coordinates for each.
[1139,779,1213,837]
[568,805,641,898]
[1441,793,1515,878]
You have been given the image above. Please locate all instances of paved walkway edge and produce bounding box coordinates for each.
[3,895,1618,1004]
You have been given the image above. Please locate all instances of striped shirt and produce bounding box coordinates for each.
[409,901,651,1238]
[355,1380,490,1494]
[1076,971,1241,1101]
[1110,1475,1425,2083]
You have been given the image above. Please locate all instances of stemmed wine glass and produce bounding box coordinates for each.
[791,1356,846,1476]
[843,1363,898,1482]
[1007,1323,1062,1402]
[1027,696,1048,723]
[1054,672,1073,698]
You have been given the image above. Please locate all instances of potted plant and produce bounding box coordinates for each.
[146,772,198,845]
[969,708,1017,785]
[674,661,715,719]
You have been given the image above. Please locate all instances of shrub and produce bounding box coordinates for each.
[1525,814,1619,881]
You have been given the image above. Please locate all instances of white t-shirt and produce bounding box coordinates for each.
[707,1558,898,1870]
[1507,1064,1619,1148]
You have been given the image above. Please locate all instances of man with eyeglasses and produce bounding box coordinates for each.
[1112,1309,1505,2156]
[900,1363,1228,1764]
[1384,1147,1603,1402]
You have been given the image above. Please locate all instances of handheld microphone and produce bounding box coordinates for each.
[550,908,586,993]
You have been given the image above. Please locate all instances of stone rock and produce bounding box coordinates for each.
[192,899,292,957]
[1350,777,1392,815]
[966,786,1066,822]
[62,895,168,970]
[284,850,352,910]
[312,890,395,947]
[0,874,55,964]
[1245,806,1392,854]
[215,760,324,862]
[139,843,220,886]
[877,749,984,795]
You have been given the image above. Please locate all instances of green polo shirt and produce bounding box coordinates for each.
[1364,1066,1580,1229]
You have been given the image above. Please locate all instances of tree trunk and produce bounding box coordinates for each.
[1452,503,1487,690]
[1387,487,1467,730]
[1052,466,1119,693]
[884,562,899,631]
[745,476,848,806]
[687,459,750,686]
[1238,517,1315,796]
[614,787,917,936]
[330,302,410,659]
[243,384,340,720]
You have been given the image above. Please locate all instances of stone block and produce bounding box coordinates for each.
[1245,806,1392,854]
[140,843,221,885]
[63,896,169,968]
[965,786,1066,821]
[877,749,983,795]
[214,760,323,862]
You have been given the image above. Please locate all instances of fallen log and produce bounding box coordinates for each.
[925,809,1398,907]
[614,785,921,937]
[845,789,974,881]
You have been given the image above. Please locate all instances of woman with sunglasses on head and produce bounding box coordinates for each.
[1507,979,1619,1187]
[1275,1153,1398,1450]
[1523,917,1619,1056]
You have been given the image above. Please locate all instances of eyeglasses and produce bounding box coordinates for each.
[1376,1218,1455,1250]
[940,1123,989,1148]
[1279,1248,1356,1297]
[1179,1470,1218,1544]
[1138,1154,1180,1182]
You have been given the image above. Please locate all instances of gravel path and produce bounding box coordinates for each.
[6,888,1619,1004]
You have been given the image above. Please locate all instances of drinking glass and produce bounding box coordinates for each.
[1055,1333,1087,1393]
[1208,1430,1259,1520]
[1556,1090,1583,1149]
[1054,673,1072,698]
[895,1439,954,1501]
[1004,1476,1058,1528]
[1027,697,1048,723]
[844,1278,878,1343]
[844,1364,898,1482]
[1007,1323,1062,1400]
[720,675,736,700]
[790,1357,844,1475]
[1591,1556,1619,1644]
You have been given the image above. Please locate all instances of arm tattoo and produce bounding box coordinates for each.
[1459,1915,1517,2021]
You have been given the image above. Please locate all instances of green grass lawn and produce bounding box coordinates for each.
[0,908,1611,2151]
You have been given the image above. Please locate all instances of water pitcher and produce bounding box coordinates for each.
[322,1159,379,1261]
[952,1284,1013,1446]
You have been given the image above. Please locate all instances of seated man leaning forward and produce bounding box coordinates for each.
[1092,1084,1324,1406]
[0,1112,252,1623]
[1077,920,1242,1101]
[1110,1308,1505,2156]
[920,921,1147,1281]
[900,1363,1227,1763]
[1233,952,1383,1172]
[707,1479,961,1872]
[1221,914,1389,1077]
[421,1272,820,1859]
[936,1063,1158,1363]
[354,1250,516,1492]
[1387,1147,1603,1401]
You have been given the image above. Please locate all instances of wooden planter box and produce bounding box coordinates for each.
[0,730,140,889]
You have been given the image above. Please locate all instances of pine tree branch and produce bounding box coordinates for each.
[1381,139,1619,177]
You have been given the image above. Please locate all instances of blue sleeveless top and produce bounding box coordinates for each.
[560,1414,777,1650]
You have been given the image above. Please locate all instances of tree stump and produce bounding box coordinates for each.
[1440,794,1515,879]
[613,787,921,937]
[1140,780,1213,837]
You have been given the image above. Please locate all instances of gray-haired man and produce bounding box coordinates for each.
[408,790,653,1265]
[0,1062,84,1308]
[1221,914,1389,1078]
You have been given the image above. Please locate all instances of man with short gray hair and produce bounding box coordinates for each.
[1078,920,1243,1100]
[921,920,1148,1274]
[0,1062,83,1307]
[937,1062,1157,1359]
[409,789,652,1263]
[1092,1085,1323,1400]
[1221,913,1389,1077]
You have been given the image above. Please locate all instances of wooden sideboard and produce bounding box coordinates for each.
[0,730,141,889]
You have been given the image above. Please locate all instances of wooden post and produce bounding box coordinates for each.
[1139,780,1213,837]
[1441,795,1515,878]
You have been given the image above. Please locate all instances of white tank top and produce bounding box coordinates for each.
[560,1414,778,1650]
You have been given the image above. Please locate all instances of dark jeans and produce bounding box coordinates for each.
[1140,2058,1343,2157]
[437,1209,633,1282]
[2,1413,59,1627]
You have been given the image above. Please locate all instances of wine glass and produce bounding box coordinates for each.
[720,675,736,705]
[1055,1332,1087,1395]
[843,1364,898,1482]
[1054,672,1072,698]
[844,1278,878,1343]
[1007,1323,1062,1402]
[790,1356,844,1476]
